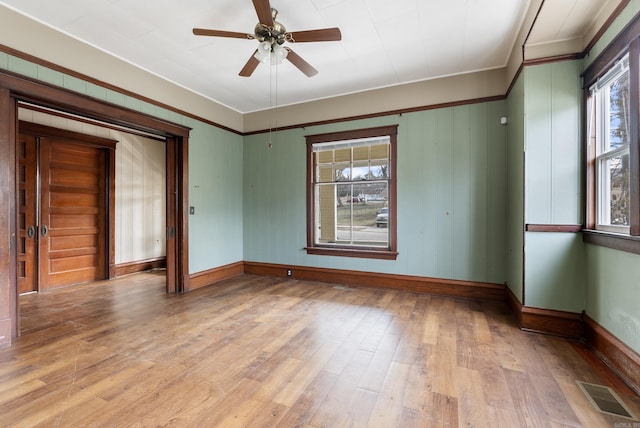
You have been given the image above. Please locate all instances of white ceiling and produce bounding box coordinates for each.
[0,0,622,114]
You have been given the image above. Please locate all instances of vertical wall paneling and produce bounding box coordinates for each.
[506,75,526,303]
[487,101,508,283]
[522,61,585,311]
[188,124,243,274]
[243,102,507,285]
[401,113,424,274]
[525,232,586,312]
[525,61,582,225]
[420,111,440,276]
[114,134,166,265]
[436,108,455,279]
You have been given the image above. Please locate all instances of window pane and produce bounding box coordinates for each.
[315,182,388,247]
[608,71,630,151]
[608,153,630,226]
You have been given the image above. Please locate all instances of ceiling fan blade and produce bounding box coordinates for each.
[286,28,342,43]
[252,0,274,27]
[239,51,261,77]
[285,48,318,77]
[193,28,254,40]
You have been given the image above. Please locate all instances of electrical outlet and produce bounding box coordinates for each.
[287,269,292,276]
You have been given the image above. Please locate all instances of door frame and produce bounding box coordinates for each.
[0,70,190,340]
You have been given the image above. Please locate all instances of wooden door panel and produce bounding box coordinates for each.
[50,235,97,251]
[39,138,106,290]
[17,133,37,294]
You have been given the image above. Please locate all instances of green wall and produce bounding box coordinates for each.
[586,245,640,353]
[0,52,245,276]
[522,60,585,312]
[506,73,525,302]
[581,1,640,354]
[243,102,507,284]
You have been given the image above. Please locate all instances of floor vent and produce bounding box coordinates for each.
[577,381,638,420]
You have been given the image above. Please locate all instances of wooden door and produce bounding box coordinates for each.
[17,125,112,293]
[38,138,107,290]
[17,134,37,294]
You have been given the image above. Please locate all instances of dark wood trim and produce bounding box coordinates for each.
[506,285,524,327]
[107,143,116,279]
[0,44,240,136]
[585,87,597,230]
[0,88,16,347]
[505,63,525,98]
[19,121,118,149]
[244,262,506,302]
[583,8,640,89]
[304,247,399,260]
[20,103,167,142]
[506,286,584,338]
[522,53,584,67]
[0,71,189,138]
[520,306,584,338]
[525,224,583,233]
[305,125,398,260]
[245,96,505,136]
[114,257,167,277]
[631,39,640,235]
[178,135,189,293]
[583,0,633,55]
[584,315,640,396]
[583,229,640,255]
[188,262,244,291]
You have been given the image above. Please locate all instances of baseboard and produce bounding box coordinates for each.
[188,261,245,291]
[506,287,640,395]
[505,286,584,338]
[584,315,640,396]
[114,257,166,277]
[243,261,506,301]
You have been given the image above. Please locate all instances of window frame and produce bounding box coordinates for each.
[591,54,631,234]
[583,30,640,254]
[305,125,398,260]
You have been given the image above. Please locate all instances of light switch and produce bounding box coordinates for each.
[189,206,195,215]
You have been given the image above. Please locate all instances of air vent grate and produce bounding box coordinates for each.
[577,381,638,420]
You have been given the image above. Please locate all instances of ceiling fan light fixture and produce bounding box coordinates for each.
[254,41,288,65]
[272,43,288,64]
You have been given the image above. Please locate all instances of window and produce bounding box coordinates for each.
[583,31,640,253]
[305,125,398,259]
[591,54,630,234]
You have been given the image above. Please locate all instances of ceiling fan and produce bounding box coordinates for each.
[193,0,341,77]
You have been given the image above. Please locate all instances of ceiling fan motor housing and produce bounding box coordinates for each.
[254,8,287,45]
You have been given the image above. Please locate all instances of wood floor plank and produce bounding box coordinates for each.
[0,272,638,427]
[367,361,412,427]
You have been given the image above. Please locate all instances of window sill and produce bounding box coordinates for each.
[305,246,399,260]
[582,229,640,256]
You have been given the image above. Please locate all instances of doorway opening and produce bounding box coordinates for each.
[17,106,169,296]
[0,70,190,342]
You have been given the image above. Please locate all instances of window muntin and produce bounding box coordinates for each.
[306,126,397,259]
[592,54,631,233]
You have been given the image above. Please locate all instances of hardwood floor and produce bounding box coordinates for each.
[1,272,639,427]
